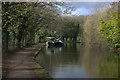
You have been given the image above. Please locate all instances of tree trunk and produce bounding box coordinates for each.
[17,29,23,48]
[73,37,77,41]
[2,28,9,52]
[12,31,16,48]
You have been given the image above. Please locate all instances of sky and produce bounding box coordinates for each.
[67,2,111,16]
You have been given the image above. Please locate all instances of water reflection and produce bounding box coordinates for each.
[36,43,119,78]
[46,46,62,55]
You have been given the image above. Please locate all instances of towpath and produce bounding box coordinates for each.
[3,43,50,78]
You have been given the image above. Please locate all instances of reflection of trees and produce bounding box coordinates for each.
[36,44,80,71]
[63,43,77,52]
[82,47,118,78]
[81,47,99,77]
[98,53,118,78]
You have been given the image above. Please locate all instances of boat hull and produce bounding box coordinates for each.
[46,41,54,47]
[55,42,63,47]
[46,41,63,47]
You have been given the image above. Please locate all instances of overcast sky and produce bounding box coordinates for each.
[68,2,111,16]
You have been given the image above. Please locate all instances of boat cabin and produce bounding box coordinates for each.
[46,37,55,41]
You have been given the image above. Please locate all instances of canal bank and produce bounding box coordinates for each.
[2,43,52,78]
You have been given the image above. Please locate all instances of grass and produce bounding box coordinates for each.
[32,59,53,79]
[32,43,53,79]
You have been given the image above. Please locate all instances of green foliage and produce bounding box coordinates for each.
[2,2,71,50]
[99,4,120,49]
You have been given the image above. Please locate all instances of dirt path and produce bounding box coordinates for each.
[3,43,48,78]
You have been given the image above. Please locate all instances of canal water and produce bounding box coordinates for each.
[36,43,118,78]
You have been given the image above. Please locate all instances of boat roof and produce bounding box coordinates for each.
[46,37,54,38]
[46,37,54,39]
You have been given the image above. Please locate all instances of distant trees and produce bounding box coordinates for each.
[55,16,85,41]
[83,14,106,47]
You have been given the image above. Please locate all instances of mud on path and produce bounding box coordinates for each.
[3,43,48,78]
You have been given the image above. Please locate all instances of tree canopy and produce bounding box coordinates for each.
[99,3,120,49]
[2,2,72,51]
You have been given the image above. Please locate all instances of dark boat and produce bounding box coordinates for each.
[46,37,55,47]
[46,37,63,47]
[47,41,54,46]
[54,40,64,47]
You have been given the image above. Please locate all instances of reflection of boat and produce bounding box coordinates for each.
[46,37,63,47]
[46,46,62,55]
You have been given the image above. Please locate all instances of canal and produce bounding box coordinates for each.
[36,43,118,78]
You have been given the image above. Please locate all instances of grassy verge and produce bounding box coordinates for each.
[32,43,53,79]
[32,61,53,79]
